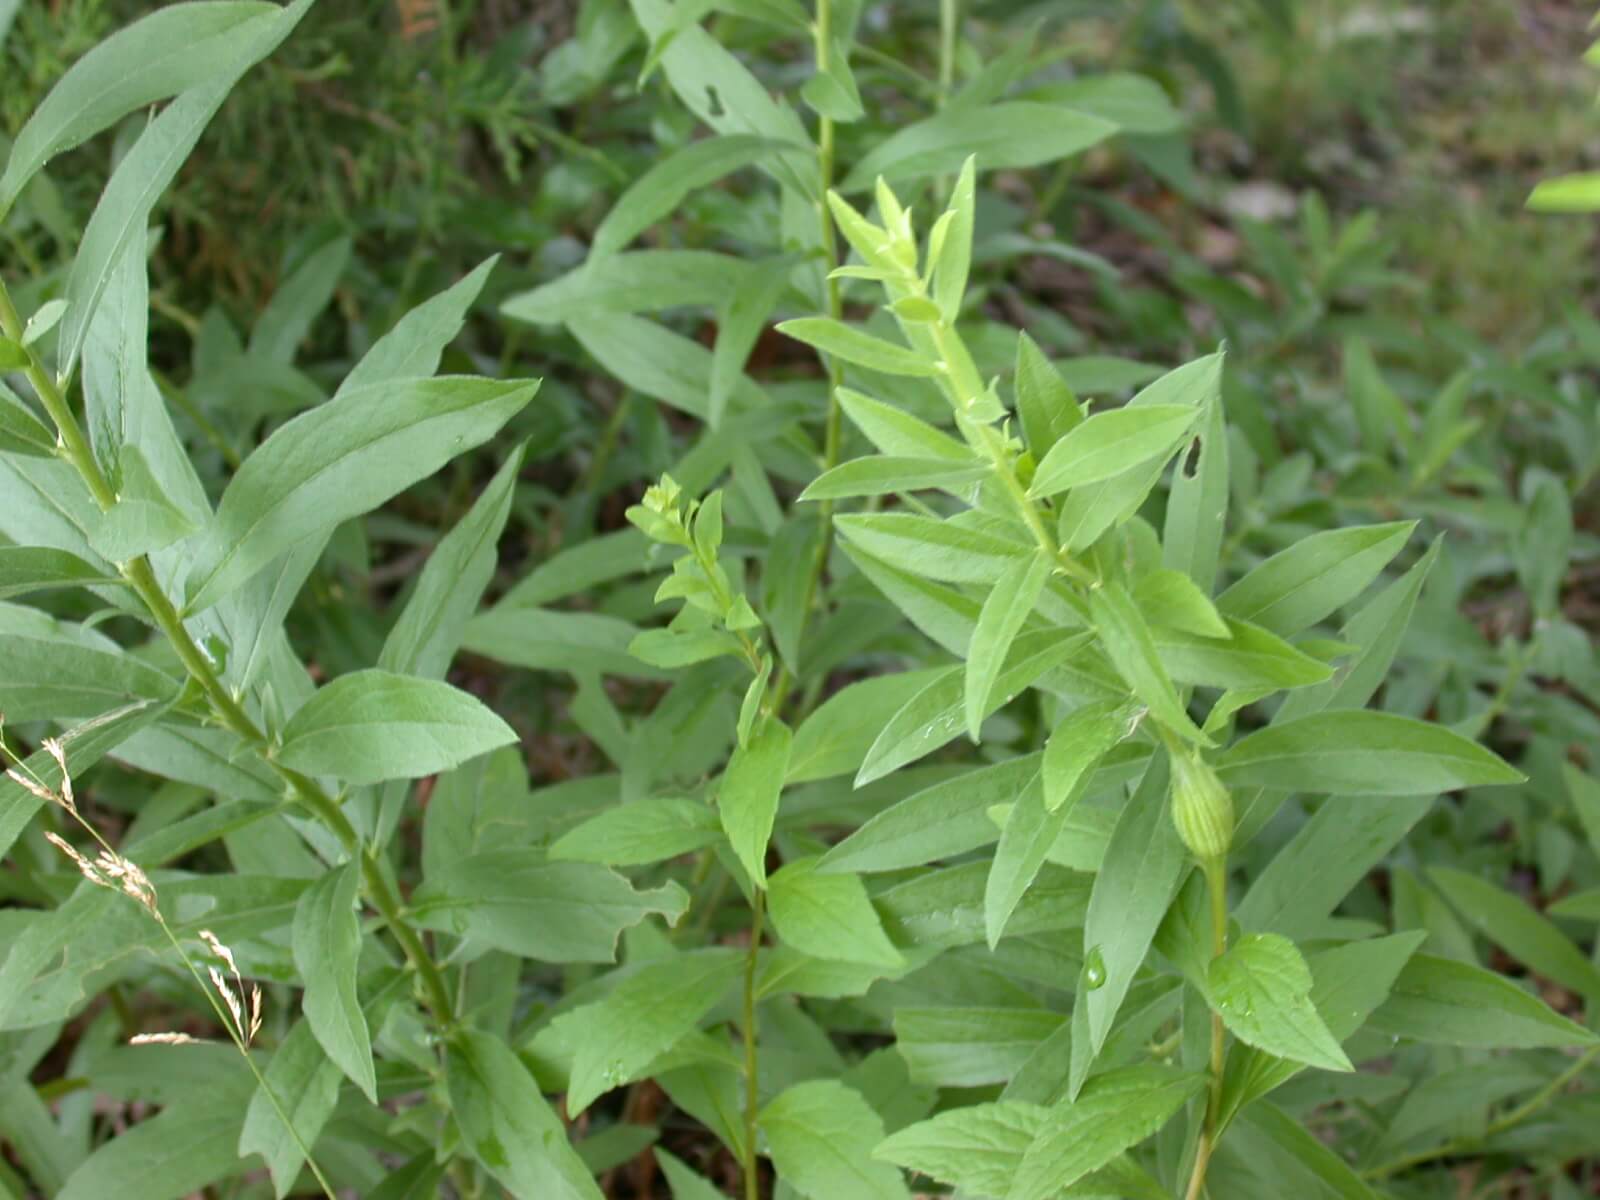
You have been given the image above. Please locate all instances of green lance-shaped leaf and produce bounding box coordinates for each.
[1215,711,1524,795]
[966,552,1053,740]
[550,797,723,867]
[446,1030,604,1200]
[1365,954,1600,1049]
[543,950,742,1115]
[1427,867,1600,1003]
[1028,404,1198,496]
[378,445,525,681]
[291,860,375,1101]
[1007,1066,1205,1200]
[184,376,537,613]
[1206,933,1352,1072]
[1089,581,1209,746]
[1216,521,1415,638]
[592,133,803,256]
[836,387,973,460]
[839,102,1116,190]
[1042,699,1144,812]
[776,317,940,377]
[719,716,791,887]
[800,455,990,501]
[768,858,903,968]
[412,854,689,963]
[0,0,286,215]
[56,0,314,374]
[759,1079,910,1200]
[277,670,517,785]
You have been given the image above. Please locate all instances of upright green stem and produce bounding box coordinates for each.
[0,275,457,1031]
[741,887,768,1200]
[938,0,959,104]
[1184,856,1230,1200]
[771,0,846,717]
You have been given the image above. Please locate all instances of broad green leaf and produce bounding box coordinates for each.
[835,512,1032,584]
[1216,522,1414,637]
[984,773,1065,948]
[1219,932,1427,1126]
[967,552,1053,739]
[1028,404,1197,495]
[291,860,374,1101]
[1154,617,1333,691]
[1427,867,1600,1003]
[569,313,769,421]
[57,0,313,374]
[1015,332,1082,458]
[768,858,903,968]
[800,455,989,500]
[87,444,198,562]
[1366,954,1599,1048]
[1030,74,1186,134]
[1073,755,1185,1096]
[57,1101,249,1200]
[465,607,664,679]
[0,547,117,599]
[1207,933,1351,1072]
[711,255,795,427]
[1216,711,1524,794]
[787,670,944,783]
[0,0,281,215]
[1043,699,1143,811]
[876,1099,1046,1196]
[379,445,524,681]
[760,1080,909,1200]
[822,755,1042,873]
[876,861,1091,951]
[543,950,741,1114]
[446,1029,603,1200]
[840,102,1116,190]
[857,631,1092,785]
[776,317,939,377]
[837,387,972,460]
[720,717,791,886]
[1008,1066,1205,1200]
[0,603,178,721]
[237,1018,342,1199]
[1090,581,1209,745]
[592,134,800,256]
[186,376,536,613]
[277,670,516,785]
[894,1007,1063,1088]
[1133,568,1229,638]
[413,854,688,963]
[550,797,722,866]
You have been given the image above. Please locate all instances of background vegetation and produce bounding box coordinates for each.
[2,1,1599,1198]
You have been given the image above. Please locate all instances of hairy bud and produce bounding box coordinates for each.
[1171,751,1233,864]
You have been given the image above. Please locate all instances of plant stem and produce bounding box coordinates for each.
[1184,856,1230,1200]
[770,0,846,717]
[741,886,768,1200]
[0,274,457,1031]
[938,0,959,104]
[1363,1045,1600,1181]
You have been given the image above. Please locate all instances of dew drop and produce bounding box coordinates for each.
[1084,946,1106,990]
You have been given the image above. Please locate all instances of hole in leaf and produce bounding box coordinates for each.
[1180,435,1202,479]
[705,84,724,117]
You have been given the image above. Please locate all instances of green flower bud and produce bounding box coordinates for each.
[1171,751,1233,864]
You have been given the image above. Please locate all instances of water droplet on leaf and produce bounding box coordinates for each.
[1084,946,1106,989]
